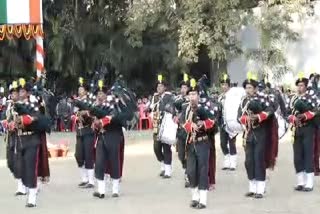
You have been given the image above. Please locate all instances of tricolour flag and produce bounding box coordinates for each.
[0,0,42,24]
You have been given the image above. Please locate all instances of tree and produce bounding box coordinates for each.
[0,0,314,93]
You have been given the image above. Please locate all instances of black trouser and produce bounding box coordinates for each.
[186,140,210,190]
[20,134,40,188]
[293,125,315,173]
[6,133,23,179]
[153,134,172,165]
[244,126,267,181]
[220,128,237,155]
[75,127,95,169]
[59,116,71,130]
[177,129,187,169]
[95,131,121,180]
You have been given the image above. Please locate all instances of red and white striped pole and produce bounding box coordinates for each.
[36,0,44,80]
[36,35,44,80]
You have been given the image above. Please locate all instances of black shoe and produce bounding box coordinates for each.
[15,192,27,196]
[185,180,190,188]
[294,185,304,191]
[159,171,165,177]
[229,167,236,171]
[245,192,255,197]
[112,193,119,198]
[303,187,313,192]
[222,167,229,170]
[190,200,199,208]
[196,203,206,209]
[93,192,105,199]
[25,203,36,208]
[254,194,264,199]
[163,175,171,179]
[78,182,88,187]
[82,183,94,189]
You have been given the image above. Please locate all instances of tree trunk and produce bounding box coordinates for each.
[210,60,227,87]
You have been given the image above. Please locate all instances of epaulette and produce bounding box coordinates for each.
[164,91,172,95]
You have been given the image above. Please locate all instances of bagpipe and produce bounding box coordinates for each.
[88,78,137,128]
[13,99,51,134]
[289,92,317,127]
[198,75,219,133]
[240,95,266,134]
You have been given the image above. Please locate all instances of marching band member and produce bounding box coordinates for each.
[238,72,277,199]
[218,74,238,170]
[1,81,26,196]
[288,73,319,191]
[174,73,190,187]
[307,73,320,175]
[14,78,51,207]
[150,75,175,178]
[182,78,216,209]
[73,78,95,189]
[92,80,134,198]
[258,79,285,166]
[198,75,219,190]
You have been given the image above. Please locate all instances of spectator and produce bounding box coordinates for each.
[56,97,72,131]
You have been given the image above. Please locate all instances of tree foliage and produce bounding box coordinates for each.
[0,0,315,93]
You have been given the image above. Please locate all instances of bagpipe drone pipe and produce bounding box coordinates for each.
[110,79,137,123]
[247,99,265,115]
[197,75,219,134]
[88,79,137,127]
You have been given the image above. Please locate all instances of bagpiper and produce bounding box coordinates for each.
[238,72,277,199]
[91,79,135,198]
[218,74,238,170]
[287,73,319,191]
[198,75,220,190]
[13,78,51,207]
[150,74,175,178]
[73,77,95,189]
[1,81,26,196]
[174,73,190,187]
[182,78,216,209]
